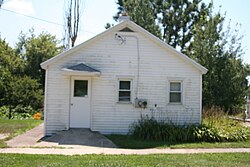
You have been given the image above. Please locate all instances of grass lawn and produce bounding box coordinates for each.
[0,153,249,167]
[106,134,250,149]
[0,119,42,148]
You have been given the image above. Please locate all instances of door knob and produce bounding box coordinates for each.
[71,103,73,106]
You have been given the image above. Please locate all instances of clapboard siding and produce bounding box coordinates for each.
[43,25,204,135]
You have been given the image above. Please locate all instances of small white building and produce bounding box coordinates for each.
[41,19,207,136]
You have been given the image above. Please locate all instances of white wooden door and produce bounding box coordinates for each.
[70,77,91,128]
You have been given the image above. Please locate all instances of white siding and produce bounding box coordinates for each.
[44,31,202,135]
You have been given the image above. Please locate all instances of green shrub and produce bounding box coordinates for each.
[13,105,36,115]
[11,112,32,120]
[0,105,35,119]
[202,117,250,142]
[0,106,9,118]
[193,125,221,142]
[129,116,197,142]
[202,110,250,142]
[130,115,250,143]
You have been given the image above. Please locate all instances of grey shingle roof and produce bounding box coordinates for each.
[66,63,100,72]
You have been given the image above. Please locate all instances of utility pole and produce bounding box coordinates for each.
[0,0,3,8]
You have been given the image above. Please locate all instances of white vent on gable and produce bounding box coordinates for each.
[119,27,134,32]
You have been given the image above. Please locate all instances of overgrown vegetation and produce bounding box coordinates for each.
[0,29,62,118]
[130,116,196,142]
[130,113,249,143]
[0,153,249,167]
[200,107,250,142]
[107,108,250,149]
[108,107,250,149]
[0,106,40,120]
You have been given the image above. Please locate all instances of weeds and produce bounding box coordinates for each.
[130,107,250,143]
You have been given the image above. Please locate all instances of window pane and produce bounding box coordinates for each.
[170,93,181,103]
[119,91,131,101]
[170,82,181,91]
[120,81,130,90]
[74,80,88,97]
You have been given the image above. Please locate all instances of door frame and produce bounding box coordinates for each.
[69,76,92,128]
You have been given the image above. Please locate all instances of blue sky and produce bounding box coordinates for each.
[0,0,249,63]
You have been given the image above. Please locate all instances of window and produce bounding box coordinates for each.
[74,80,88,97]
[169,81,182,103]
[118,80,131,102]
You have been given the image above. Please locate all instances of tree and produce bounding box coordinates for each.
[104,23,114,29]
[0,37,24,75]
[115,0,211,51]
[115,0,162,38]
[156,0,212,52]
[64,0,83,48]
[187,9,250,112]
[0,37,43,118]
[0,37,24,106]
[16,29,62,89]
[3,76,43,119]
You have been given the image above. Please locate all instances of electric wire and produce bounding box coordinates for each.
[0,7,97,35]
[1,8,63,26]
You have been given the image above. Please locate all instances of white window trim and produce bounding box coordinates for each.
[168,80,183,104]
[117,78,133,104]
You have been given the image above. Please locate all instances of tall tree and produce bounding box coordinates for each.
[156,0,212,52]
[0,37,24,106]
[115,0,211,52]
[187,9,250,111]
[16,29,62,89]
[115,0,162,38]
[64,0,83,48]
[3,76,43,119]
[0,37,43,118]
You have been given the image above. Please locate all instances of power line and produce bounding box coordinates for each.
[0,7,97,35]
[1,8,63,26]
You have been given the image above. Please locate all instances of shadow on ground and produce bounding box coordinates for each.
[39,128,116,148]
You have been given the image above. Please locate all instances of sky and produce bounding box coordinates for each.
[0,0,249,63]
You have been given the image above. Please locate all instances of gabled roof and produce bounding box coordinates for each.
[41,20,207,74]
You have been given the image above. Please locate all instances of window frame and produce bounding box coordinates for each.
[117,78,132,103]
[71,77,90,99]
[73,80,88,97]
[169,81,183,104]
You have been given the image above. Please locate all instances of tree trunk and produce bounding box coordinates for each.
[8,106,12,119]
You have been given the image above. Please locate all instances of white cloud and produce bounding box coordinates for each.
[4,0,35,15]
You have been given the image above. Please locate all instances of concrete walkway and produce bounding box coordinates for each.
[6,123,44,147]
[6,123,116,148]
[36,128,116,148]
[0,147,250,155]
